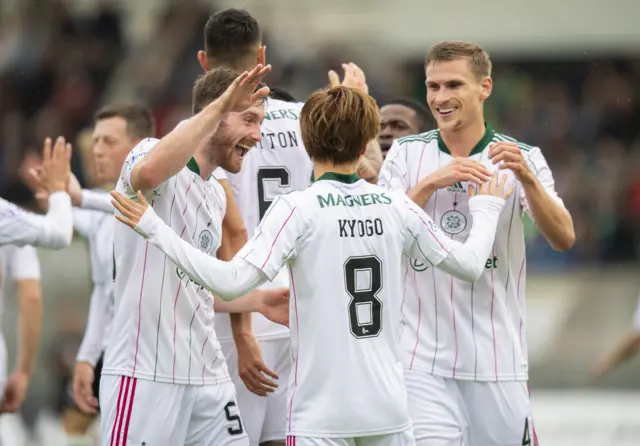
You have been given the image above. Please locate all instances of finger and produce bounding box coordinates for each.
[250,86,271,103]
[110,193,137,215]
[65,142,73,162]
[239,371,267,396]
[468,184,477,197]
[461,173,488,185]
[243,64,264,85]
[231,71,250,90]
[115,214,138,229]
[498,173,509,193]
[255,363,279,380]
[503,184,516,199]
[459,166,491,182]
[112,191,140,214]
[328,70,340,87]
[498,162,523,173]
[42,137,52,162]
[489,173,498,191]
[249,369,278,391]
[136,190,150,208]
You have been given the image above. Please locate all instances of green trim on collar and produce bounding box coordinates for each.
[437,124,495,156]
[186,158,200,175]
[314,172,360,184]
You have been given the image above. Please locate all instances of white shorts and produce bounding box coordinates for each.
[285,429,415,446]
[221,337,292,445]
[404,369,538,446]
[100,375,249,446]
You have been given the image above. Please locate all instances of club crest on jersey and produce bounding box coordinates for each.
[197,229,215,254]
[410,258,428,272]
[440,210,467,235]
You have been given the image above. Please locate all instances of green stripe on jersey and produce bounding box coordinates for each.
[494,133,533,152]
[396,130,437,145]
[438,124,495,156]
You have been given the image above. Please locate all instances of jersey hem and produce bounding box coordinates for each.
[217,332,290,343]
[407,365,529,381]
[287,420,412,438]
[101,368,231,386]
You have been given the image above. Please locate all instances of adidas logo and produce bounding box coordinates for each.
[447,181,465,192]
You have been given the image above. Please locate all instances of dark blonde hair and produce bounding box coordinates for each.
[94,103,155,139]
[192,67,266,114]
[300,86,379,165]
[426,40,492,78]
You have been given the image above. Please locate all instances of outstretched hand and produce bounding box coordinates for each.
[111,190,149,229]
[469,173,515,200]
[215,64,272,114]
[328,62,369,94]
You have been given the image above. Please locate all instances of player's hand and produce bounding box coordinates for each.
[41,136,72,193]
[469,173,515,199]
[424,158,491,190]
[67,173,83,207]
[256,287,290,327]
[0,371,29,413]
[72,362,98,414]
[234,333,279,397]
[488,142,535,186]
[111,190,149,229]
[214,64,271,114]
[328,62,369,94]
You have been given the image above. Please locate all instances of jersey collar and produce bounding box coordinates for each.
[437,124,495,157]
[186,158,200,175]
[314,172,360,184]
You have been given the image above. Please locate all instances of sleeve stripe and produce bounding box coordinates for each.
[260,207,296,270]
[407,207,450,254]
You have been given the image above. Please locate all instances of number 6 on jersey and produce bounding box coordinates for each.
[344,255,383,339]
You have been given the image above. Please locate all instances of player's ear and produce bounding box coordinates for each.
[480,76,492,101]
[197,50,210,72]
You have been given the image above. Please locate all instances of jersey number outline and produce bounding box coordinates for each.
[224,401,244,436]
[344,255,383,339]
[522,418,531,446]
[257,166,291,220]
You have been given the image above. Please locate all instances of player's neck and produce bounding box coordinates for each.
[191,151,217,180]
[313,162,358,181]
[439,117,487,157]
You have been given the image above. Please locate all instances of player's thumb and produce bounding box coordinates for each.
[328,70,340,88]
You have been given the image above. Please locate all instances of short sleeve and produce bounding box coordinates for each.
[121,138,167,198]
[236,195,301,280]
[520,146,565,215]
[212,167,227,180]
[378,141,410,192]
[8,246,41,280]
[394,189,453,266]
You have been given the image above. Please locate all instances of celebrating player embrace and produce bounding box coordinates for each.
[111,84,513,446]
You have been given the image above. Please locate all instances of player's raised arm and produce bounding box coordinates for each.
[401,174,512,282]
[5,137,73,249]
[128,65,271,193]
[111,190,299,300]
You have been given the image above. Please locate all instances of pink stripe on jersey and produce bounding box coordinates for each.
[109,376,126,446]
[409,270,422,369]
[182,183,192,215]
[261,207,296,270]
[132,199,154,376]
[415,146,426,185]
[490,247,498,380]
[407,207,451,253]
[450,275,459,379]
[287,265,300,432]
[517,255,526,349]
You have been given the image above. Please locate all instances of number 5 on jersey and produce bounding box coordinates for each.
[257,167,291,220]
[344,256,383,339]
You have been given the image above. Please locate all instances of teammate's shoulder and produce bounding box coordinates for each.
[491,131,539,154]
[125,138,159,165]
[395,130,439,146]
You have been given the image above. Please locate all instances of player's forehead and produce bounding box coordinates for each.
[240,100,266,121]
[380,104,416,123]
[425,58,475,83]
[93,116,127,138]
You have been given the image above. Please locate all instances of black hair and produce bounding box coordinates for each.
[383,98,434,132]
[203,9,261,70]
[269,87,297,103]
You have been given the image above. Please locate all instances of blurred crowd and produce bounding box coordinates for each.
[1,0,639,270]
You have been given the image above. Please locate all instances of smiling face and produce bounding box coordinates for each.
[425,57,492,133]
[208,101,265,173]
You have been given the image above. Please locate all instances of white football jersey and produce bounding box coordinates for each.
[238,172,453,437]
[0,194,72,248]
[217,98,312,341]
[0,245,41,383]
[379,126,565,381]
[104,138,230,386]
[73,203,116,365]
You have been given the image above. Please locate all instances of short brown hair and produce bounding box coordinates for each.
[300,86,380,165]
[94,104,155,140]
[426,41,492,78]
[192,67,266,114]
